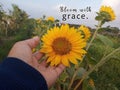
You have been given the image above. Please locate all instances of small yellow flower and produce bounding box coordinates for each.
[89,79,95,87]
[78,25,91,41]
[47,16,55,22]
[41,25,46,28]
[36,19,41,23]
[40,24,87,66]
[100,6,115,21]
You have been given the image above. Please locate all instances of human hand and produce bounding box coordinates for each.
[8,36,65,88]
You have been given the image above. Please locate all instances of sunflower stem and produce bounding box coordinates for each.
[56,82,61,90]
[68,21,102,90]
[68,66,79,90]
[68,60,84,90]
[74,47,120,90]
[86,21,102,51]
[72,21,102,90]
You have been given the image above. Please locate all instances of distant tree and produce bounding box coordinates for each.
[0,4,3,21]
[0,4,8,36]
[9,4,28,30]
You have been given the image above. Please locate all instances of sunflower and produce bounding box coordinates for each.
[100,6,115,21]
[78,25,91,41]
[40,24,87,66]
[47,16,55,22]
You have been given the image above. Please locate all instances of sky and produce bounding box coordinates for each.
[0,0,120,28]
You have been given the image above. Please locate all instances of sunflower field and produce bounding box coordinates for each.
[0,4,120,90]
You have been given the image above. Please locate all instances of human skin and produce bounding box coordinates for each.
[8,36,65,88]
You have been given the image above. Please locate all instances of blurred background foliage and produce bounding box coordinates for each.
[0,3,120,90]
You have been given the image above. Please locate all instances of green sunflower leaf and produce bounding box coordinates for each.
[97,34,114,47]
[76,67,87,79]
[95,16,103,21]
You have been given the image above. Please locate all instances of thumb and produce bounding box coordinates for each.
[25,36,40,49]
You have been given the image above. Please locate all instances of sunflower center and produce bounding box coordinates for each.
[52,37,72,55]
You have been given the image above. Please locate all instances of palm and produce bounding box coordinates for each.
[8,37,65,88]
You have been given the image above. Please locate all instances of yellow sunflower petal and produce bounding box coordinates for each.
[62,56,70,66]
[47,56,55,63]
[70,52,83,61]
[50,61,55,66]
[69,58,78,65]
[54,55,61,66]
[47,16,55,22]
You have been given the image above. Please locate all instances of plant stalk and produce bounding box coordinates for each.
[68,21,102,90]
[86,21,102,51]
[74,47,120,90]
